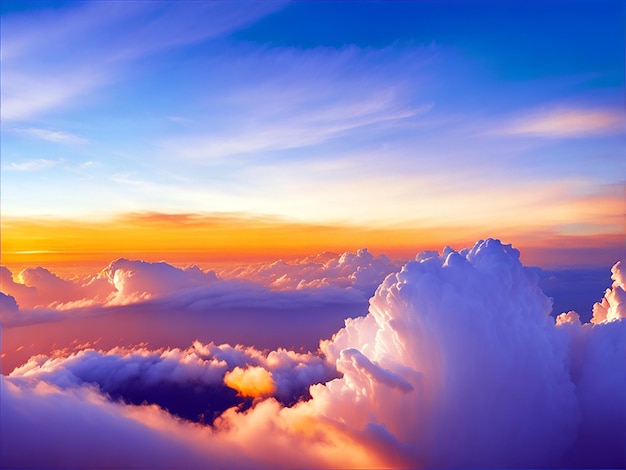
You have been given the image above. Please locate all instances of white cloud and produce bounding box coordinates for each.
[1,240,624,467]
[4,158,62,171]
[1,2,285,121]
[591,259,625,324]
[9,340,337,409]
[219,248,400,293]
[1,249,397,312]
[10,127,87,144]
[157,46,436,160]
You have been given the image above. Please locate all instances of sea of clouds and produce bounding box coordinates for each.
[1,239,624,468]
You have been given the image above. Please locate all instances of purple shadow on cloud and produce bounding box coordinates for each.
[107,381,252,424]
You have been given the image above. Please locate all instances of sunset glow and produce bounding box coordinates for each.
[1,1,624,468]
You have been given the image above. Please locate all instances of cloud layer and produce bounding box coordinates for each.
[1,248,397,314]
[2,240,624,468]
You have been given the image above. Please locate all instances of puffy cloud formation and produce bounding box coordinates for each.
[318,241,625,467]
[0,251,389,369]
[103,258,218,305]
[591,259,625,323]
[9,341,338,419]
[2,370,379,469]
[2,240,624,468]
[1,249,395,313]
[1,264,112,310]
[224,366,276,398]
[218,248,400,293]
[317,239,582,467]
[0,266,38,309]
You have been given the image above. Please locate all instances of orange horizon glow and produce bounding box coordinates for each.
[1,211,623,276]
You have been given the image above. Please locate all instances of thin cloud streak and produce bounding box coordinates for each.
[1,1,286,121]
[157,46,437,160]
[8,127,87,144]
[496,106,624,138]
[4,158,63,171]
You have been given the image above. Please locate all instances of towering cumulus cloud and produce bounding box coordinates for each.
[318,239,581,467]
[1,240,624,468]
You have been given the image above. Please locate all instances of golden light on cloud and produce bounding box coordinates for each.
[224,366,276,398]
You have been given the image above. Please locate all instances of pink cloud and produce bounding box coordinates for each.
[498,106,623,138]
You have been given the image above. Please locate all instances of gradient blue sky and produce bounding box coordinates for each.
[1,1,624,256]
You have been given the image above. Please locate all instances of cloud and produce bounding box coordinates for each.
[2,341,372,468]
[0,266,36,307]
[4,158,62,171]
[0,375,274,468]
[496,106,623,138]
[315,239,624,467]
[219,247,400,294]
[1,249,394,313]
[591,260,625,324]
[103,258,218,305]
[0,269,370,373]
[555,304,626,466]
[1,2,285,121]
[224,366,276,398]
[1,373,387,468]
[157,45,436,159]
[0,293,19,321]
[9,127,87,143]
[0,265,110,310]
[2,240,624,468]
[9,341,338,422]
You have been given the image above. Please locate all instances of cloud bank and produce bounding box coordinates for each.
[1,250,392,372]
[1,240,624,468]
[1,248,397,314]
[9,341,338,423]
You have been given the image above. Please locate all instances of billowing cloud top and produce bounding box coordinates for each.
[591,260,625,324]
[218,247,399,292]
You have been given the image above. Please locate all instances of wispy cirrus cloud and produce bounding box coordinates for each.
[495,106,624,138]
[1,2,285,121]
[9,127,87,144]
[157,45,437,160]
[4,158,63,172]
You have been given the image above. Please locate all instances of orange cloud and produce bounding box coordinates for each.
[224,366,276,397]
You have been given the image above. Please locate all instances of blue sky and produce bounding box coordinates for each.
[1,1,623,242]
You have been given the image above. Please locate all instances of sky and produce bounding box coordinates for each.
[1,2,625,468]
[1,0,624,268]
